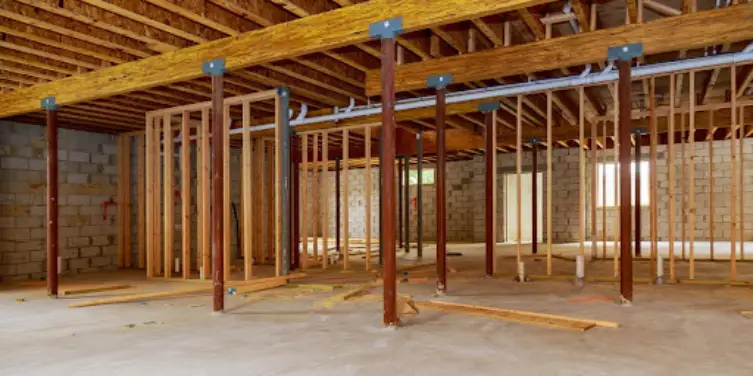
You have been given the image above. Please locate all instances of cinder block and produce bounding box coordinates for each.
[69,151,90,163]
[16,262,42,275]
[0,157,29,170]
[2,252,29,264]
[69,258,90,270]
[68,195,90,206]
[80,246,101,257]
[90,256,110,267]
[67,173,89,184]
[68,237,91,247]
[16,240,42,252]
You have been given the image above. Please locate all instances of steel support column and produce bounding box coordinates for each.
[609,43,641,304]
[480,102,499,278]
[292,134,300,270]
[42,96,59,298]
[427,73,451,294]
[278,87,291,276]
[398,155,403,249]
[371,17,402,327]
[204,58,225,313]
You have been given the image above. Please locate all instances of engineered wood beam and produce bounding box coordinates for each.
[626,0,639,23]
[517,9,545,40]
[0,0,554,117]
[365,5,753,95]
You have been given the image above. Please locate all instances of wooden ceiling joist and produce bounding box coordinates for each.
[364,4,753,95]
[0,0,555,118]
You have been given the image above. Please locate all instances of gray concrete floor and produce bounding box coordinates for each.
[2,244,753,375]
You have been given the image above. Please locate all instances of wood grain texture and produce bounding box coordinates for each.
[181,112,190,278]
[163,114,174,279]
[0,0,554,117]
[364,5,753,95]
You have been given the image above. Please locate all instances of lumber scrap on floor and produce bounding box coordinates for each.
[416,301,618,331]
[62,285,133,296]
[68,274,305,308]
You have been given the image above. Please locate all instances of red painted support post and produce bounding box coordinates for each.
[204,59,225,313]
[372,18,401,327]
[43,97,59,298]
[610,43,641,304]
[484,111,495,277]
[479,101,499,277]
[427,73,451,294]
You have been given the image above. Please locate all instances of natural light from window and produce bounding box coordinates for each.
[409,168,435,185]
[597,161,650,207]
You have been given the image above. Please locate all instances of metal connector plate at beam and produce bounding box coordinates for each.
[202,58,226,76]
[527,137,541,145]
[608,43,643,61]
[40,96,58,110]
[427,74,453,89]
[632,128,648,135]
[478,101,500,113]
[369,17,404,40]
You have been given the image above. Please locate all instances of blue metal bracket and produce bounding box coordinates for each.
[369,17,404,40]
[608,43,643,61]
[478,101,500,113]
[632,128,648,135]
[427,74,453,89]
[40,96,58,110]
[527,137,541,145]
[202,58,225,76]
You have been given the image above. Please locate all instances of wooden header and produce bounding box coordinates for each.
[364,5,753,95]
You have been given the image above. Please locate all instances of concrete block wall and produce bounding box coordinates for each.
[0,121,118,282]
[307,137,753,245]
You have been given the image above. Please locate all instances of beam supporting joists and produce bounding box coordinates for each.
[0,0,555,118]
[42,96,59,298]
[364,5,753,95]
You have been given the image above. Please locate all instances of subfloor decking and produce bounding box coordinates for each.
[1,243,753,375]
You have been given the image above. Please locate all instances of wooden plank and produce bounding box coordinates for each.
[153,118,162,276]
[668,74,676,281]
[117,135,125,268]
[740,106,745,261]
[145,117,153,276]
[243,102,253,280]
[417,301,618,331]
[124,135,131,268]
[267,140,275,269]
[364,5,753,95]
[312,133,319,262]
[680,113,687,260]
[491,110,497,273]
[200,108,211,279]
[731,66,738,281]
[224,106,231,280]
[322,132,329,269]
[516,96,522,269]
[364,127,372,271]
[301,134,309,268]
[649,78,658,279]
[602,119,607,259]
[0,0,555,118]
[688,72,696,279]
[253,137,264,263]
[62,284,133,296]
[137,134,145,269]
[343,129,350,269]
[546,92,552,275]
[163,113,174,279]
[590,119,598,260]
[181,112,190,279]
[709,112,715,261]
[578,87,585,259]
[613,83,619,278]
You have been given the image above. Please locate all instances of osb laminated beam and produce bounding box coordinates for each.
[364,4,753,95]
[0,0,555,117]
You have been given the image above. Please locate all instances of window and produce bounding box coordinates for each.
[597,161,650,207]
[409,168,435,185]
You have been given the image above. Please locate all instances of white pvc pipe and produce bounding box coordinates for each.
[226,49,753,136]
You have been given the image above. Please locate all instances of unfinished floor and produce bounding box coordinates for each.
[2,243,753,375]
